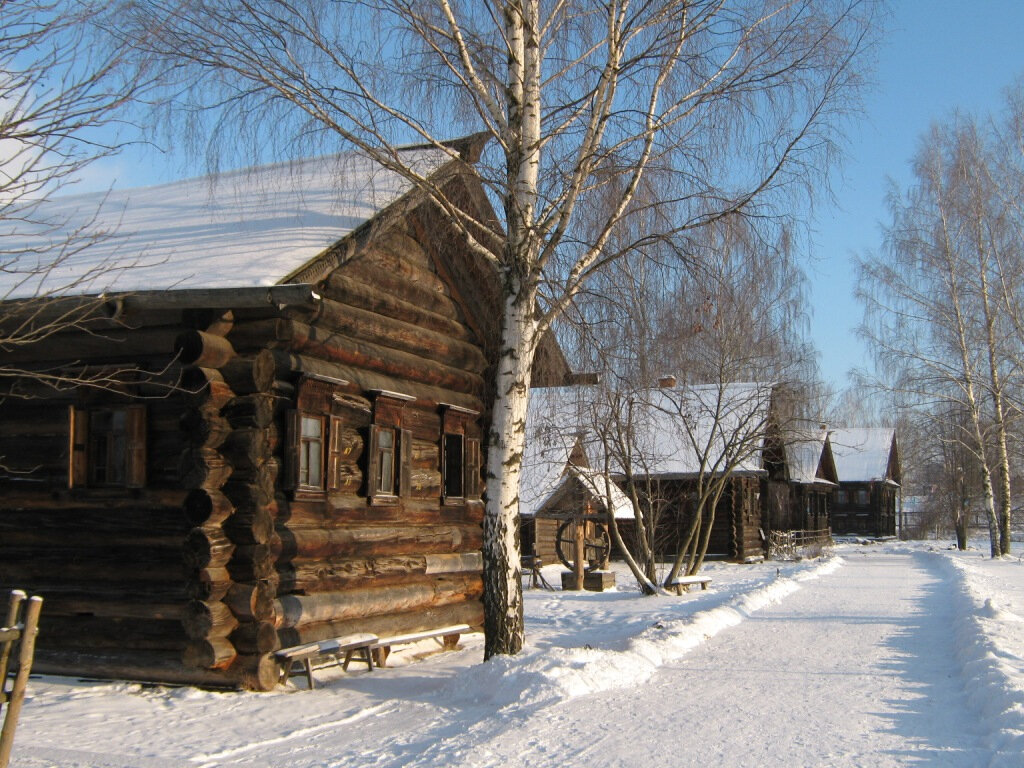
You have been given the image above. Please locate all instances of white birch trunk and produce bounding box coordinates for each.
[482,292,537,657]
[480,0,543,657]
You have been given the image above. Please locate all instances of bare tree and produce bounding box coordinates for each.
[859,110,1023,557]
[562,217,820,585]
[114,0,878,654]
[1,0,151,398]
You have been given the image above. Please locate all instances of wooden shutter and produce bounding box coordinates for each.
[68,406,89,489]
[327,415,344,492]
[124,405,147,489]
[465,437,482,499]
[283,409,300,491]
[399,428,412,497]
[366,424,381,502]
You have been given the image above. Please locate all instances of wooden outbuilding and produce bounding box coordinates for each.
[0,138,566,689]
[829,428,901,537]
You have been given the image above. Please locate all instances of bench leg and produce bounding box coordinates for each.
[341,647,375,672]
[700,582,708,590]
[303,659,315,690]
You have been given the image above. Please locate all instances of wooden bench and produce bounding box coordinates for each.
[368,624,471,668]
[274,632,378,690]
[667,575,712,595]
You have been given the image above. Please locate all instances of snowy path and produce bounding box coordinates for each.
[426,552,991,768]
[13,547,1021,767]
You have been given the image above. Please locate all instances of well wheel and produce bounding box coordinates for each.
[554,518,610,572]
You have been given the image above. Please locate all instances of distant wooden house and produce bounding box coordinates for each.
[829,428,901,537]
[0,138,567,689]
[522,382,774,565]
[764,428,838,535]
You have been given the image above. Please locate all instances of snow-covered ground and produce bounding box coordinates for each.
[7,541,1024,767]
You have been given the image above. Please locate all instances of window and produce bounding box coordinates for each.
[68,405,146,489]
[376,426,397,495]
[366,390,414,505]
[441,404,482,504]
[298,414,325,489]
[835,489,848,505]
[856,489,870,506]
[443,433,464,499]
[285,375,349,497]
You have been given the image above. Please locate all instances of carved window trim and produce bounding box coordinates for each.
[367,390,414,506]
[285,374,349,499]
[440,404,482,505]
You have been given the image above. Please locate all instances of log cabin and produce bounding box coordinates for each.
[763,427,838,536]
[829,427,901,537]
[522,382,775,565]
[0,137,568,689]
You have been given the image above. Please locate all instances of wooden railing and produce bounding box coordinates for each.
[1,590,43,768]
[768,529,832,561]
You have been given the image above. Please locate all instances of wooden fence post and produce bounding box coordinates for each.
[1,593,43,768]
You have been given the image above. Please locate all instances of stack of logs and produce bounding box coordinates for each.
[178,320,282,691]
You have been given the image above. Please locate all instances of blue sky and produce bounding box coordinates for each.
[810,0,1024,390]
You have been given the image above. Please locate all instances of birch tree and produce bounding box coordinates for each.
[114,0,877,654]
[859,116,1021,557]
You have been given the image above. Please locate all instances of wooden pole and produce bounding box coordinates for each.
[0,595,42,768]
[574,519,585,591]
[0,592,25,687]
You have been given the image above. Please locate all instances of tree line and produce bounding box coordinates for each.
[858,83,1024,557]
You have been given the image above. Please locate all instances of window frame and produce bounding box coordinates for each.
[366,390,414,506]
[297,412,327,491]
[440,404,482,505]
[285,374,349,499]
[68,404,147,490]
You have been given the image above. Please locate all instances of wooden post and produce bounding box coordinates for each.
[0,595,43,768]
[0,592,25,686]
[573,518,585,591]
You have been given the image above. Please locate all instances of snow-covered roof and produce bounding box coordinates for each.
[521,382,773,505]
[830,427,897,483]
[637,382,772,477]
[0,147,453,300]
[785,429,833,486]
[519,428,580,519]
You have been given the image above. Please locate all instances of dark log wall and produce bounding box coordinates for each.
[0,314,203,684]
[831,482,896,537]
[627,477,765,563]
